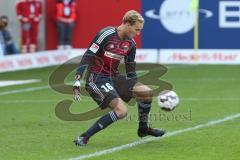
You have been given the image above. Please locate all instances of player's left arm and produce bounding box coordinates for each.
[125,46,137,80]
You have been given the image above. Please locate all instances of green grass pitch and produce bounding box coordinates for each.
[0,64,239,160]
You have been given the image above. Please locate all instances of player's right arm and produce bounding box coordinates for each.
[73,27,116,101]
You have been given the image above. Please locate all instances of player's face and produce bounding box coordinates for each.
[126,21,144,38]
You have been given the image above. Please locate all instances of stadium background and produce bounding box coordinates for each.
[1,0,240,50]
[0,1,239,160]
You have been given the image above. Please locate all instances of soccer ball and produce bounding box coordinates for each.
[157,90,179,111]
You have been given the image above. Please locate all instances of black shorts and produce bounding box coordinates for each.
[85,73,137,109]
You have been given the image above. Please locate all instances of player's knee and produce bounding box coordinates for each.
[142,87,153,98]
[114,105,128,119]
[109,98,128,119]
[133,84,153,101]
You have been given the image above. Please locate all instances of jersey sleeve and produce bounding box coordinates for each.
[76,27,116,76]
[125,45,137,80]
[16,1,24,20]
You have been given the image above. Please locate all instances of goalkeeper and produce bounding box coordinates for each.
[73,10,165,146]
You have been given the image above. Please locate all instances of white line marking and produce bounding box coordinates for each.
[69,113,240,160]
[0,81,86,96]
[0,98,92,103]
[181,97,240,101]
[0,86,49,96]
[167,65,200,69]
[0,100,56,103]
[0,79,41,87]
[171,78,239,81]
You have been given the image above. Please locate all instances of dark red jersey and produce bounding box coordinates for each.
[77,27,137,78]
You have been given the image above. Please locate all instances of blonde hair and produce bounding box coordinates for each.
[122,10,144,25]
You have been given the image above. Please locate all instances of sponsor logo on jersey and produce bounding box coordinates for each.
[109,44,115,49]
[104,51,124,60]
[89,43,100,53]
[123,45,129,52]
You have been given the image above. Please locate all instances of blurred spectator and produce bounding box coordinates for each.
[0,15,19,55]
[16,0,42,53]
[56,0,77,50]
[0,29,4,56]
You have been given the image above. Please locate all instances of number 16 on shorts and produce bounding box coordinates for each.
[101,83,114,92]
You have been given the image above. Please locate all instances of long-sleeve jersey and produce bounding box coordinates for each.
[76,27,137,79]
[16,0,42,23]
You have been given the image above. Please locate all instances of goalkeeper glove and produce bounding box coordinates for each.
[73,79,81,101]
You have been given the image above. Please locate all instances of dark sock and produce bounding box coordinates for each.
[83,111,119,138]
[138,102,151,130]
